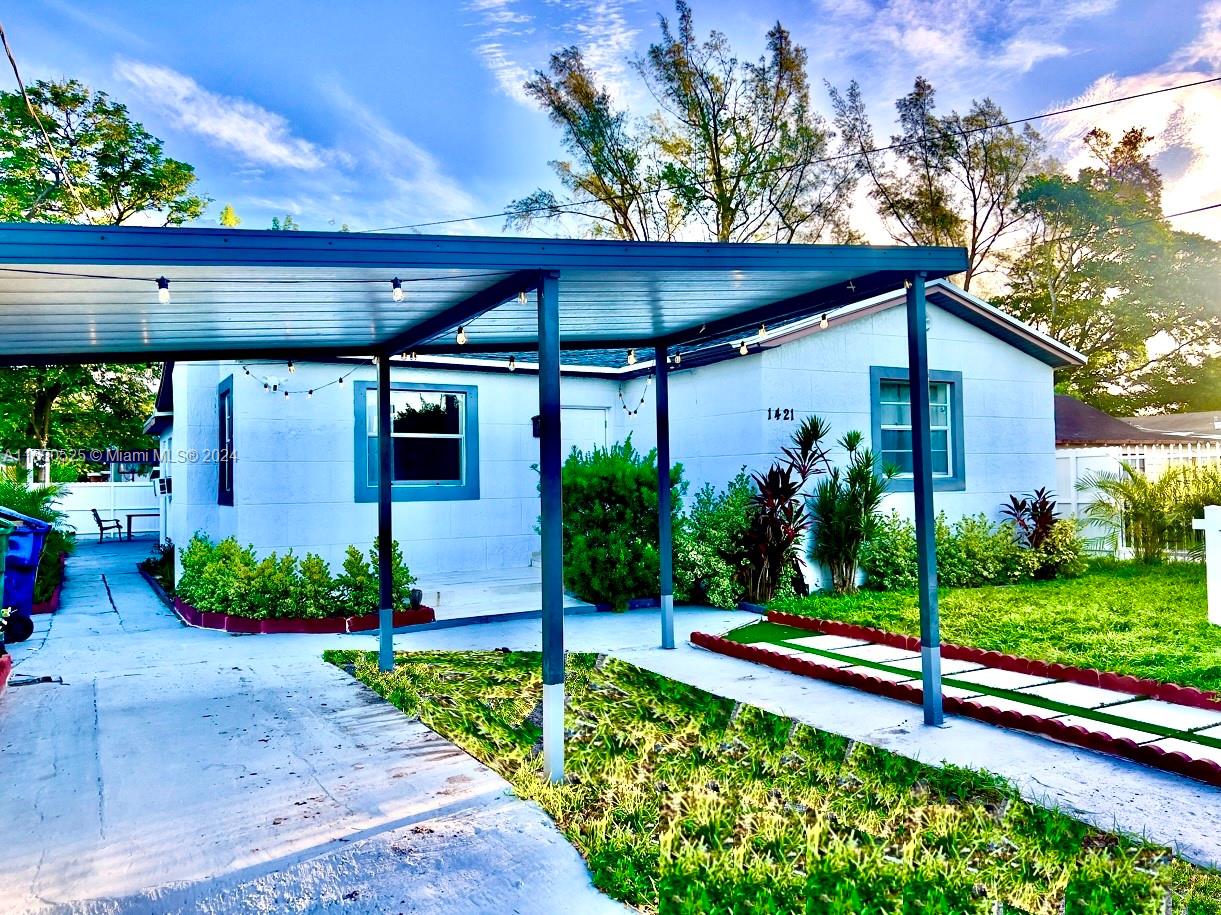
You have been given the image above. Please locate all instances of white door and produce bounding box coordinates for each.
[561,407,608,459]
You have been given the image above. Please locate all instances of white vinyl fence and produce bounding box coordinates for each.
[56,481,161,540]
[1057,441,1221,556]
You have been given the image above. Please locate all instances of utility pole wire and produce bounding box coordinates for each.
[364,75,1221,233]
[0,20,92,221]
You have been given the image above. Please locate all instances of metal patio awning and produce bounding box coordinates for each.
[0,222,968,783]
[0,223,966,364]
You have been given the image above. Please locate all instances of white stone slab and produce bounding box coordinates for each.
[1147,737,1221,766]
[962,695,1061,718]
[1017,681,1141,709]
[1102,699,1221,733]
[784,634,871,651]
[832,643,921,664]
[763,644,854,667]
[952,668,1057,691]
[887,655,986,675]
[1196,723,1221,739]
[941,684,984,700]
[843,665,917,683]
[1055,715,1160,745]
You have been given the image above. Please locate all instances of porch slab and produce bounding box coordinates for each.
[1102,699,1221,733]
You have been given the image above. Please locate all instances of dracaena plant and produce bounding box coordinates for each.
[1000,487,1058,551]
[740,417,832,603]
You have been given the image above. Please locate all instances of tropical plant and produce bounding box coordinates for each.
[1000,487,1058,552]
[333,538,417,617]
[1077,463,1180,563]
[558,437,685,610]
[674,472,755,609]
[807,432,895,594]
[0,477,76,603]
[741,417,832,603]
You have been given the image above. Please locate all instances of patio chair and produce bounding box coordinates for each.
[91,509,123,542]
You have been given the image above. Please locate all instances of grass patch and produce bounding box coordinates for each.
[771,562,1221,691]
[327,647,1220,914]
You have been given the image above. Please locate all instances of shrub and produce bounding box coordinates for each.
[333,538,416,617]
[859,512,918,591]
[936,514,1037,588]
[559,438,684,610]
[176,533,412,619]
[139,540,175,595]
[807,432,895,594]
[674,473,754,609]
[1035,518,1087,580]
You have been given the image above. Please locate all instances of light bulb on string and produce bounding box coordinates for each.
[307,390,314,399]
[156,276,170,305]
[287,361,295,374]
[392,277,404,302]
[674,351,682,365]
[456,326,467,345]
[626,348,637,366]
[758,323,768,340]
[508,356,516,372]
[819,313,829,329]
[284,390,289,399]
[738,341,749,356]
[517,290,527,306]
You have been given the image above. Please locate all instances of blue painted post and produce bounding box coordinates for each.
[377,355,394,672]
[906,273,943,726]
[655,345,675,649]
[537,270,565,782]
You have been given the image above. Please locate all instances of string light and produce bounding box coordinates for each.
[819,313,829,329]
[456,326,467,345]
[284,390,289,399]
[518,290,527,306]
[627,348,637,366]
[673,351,681,365]
[508,355,517,372]
[307,390,314,398]
[738,341,749,356]
[240,360,360,398]
[156,276,170,304]
[287,360,295,374]
[758,323,768,340]
[338,375,344,385]
[617,375,652,416]
[392,277,404,302]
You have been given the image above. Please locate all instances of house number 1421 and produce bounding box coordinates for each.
[767,408,794,421]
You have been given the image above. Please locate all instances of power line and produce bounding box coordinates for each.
[0,21,92,220]
[364,74,1221,234]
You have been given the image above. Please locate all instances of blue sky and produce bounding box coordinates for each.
[8,0,1221,240]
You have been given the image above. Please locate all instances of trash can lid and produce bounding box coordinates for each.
[0,507,51,531]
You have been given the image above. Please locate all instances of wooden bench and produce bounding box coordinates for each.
[91,509,123,542]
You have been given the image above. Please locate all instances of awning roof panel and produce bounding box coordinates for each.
[0,223,968,364]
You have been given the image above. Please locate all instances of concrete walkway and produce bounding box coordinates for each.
[1,542,630,915]
[5,542,1220,915]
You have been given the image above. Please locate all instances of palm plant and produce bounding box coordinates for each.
[1076,463,1179,563]
[807,432,896,594]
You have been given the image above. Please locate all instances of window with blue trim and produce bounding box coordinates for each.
[217,375,234,506]
[869,366,965,492]
[353,381,479,502]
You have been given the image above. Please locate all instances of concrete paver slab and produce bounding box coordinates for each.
[785,634,871,651]
[843,665,917,683]
[952,668,1057,691]
[1017,681,1142,709]
[1147,738,1221,766]
[1103,699,1221,733]
[832,643,921,664]
[962,694,1063,717]
[766,644,855,667]
[887,656,986,675]
[1055,715,1161,745]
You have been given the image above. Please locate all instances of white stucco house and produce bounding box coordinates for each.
[147,279,1084,581]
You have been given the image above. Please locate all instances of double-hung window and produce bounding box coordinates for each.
[354,381,479,502]
[869,367,965,491]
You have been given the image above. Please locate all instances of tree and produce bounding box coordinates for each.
[831,78,1045,290]
[0,78,203,462]
[0,79,207,225]
[998,127,1221,413]
[218,203,241,227]
[270,214,300,231]
[508,1,859,242]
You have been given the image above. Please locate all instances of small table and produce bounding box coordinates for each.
[126,513,160,540]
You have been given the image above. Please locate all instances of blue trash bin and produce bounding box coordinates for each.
[0,507,52,617]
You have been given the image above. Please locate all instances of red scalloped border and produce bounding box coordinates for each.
[692,631,1221,788]
[172,596,435,634]
[0,652,11,698]
[764,611,1221,712]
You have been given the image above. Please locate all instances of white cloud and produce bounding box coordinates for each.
[114,59,334,170]
[1042,1,1221,239]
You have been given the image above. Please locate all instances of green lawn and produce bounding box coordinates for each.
[328,648,1220,914]
[771,562,1221,692]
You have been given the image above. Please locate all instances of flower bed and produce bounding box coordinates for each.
[31,553,67,614]
[170,594,434,634]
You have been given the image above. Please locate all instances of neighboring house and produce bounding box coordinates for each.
[1054,395,1221,549]
[1123,411,1221,441]
[151,279,1083,581]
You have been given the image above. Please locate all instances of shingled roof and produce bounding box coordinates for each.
[1055,395,1185,446]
